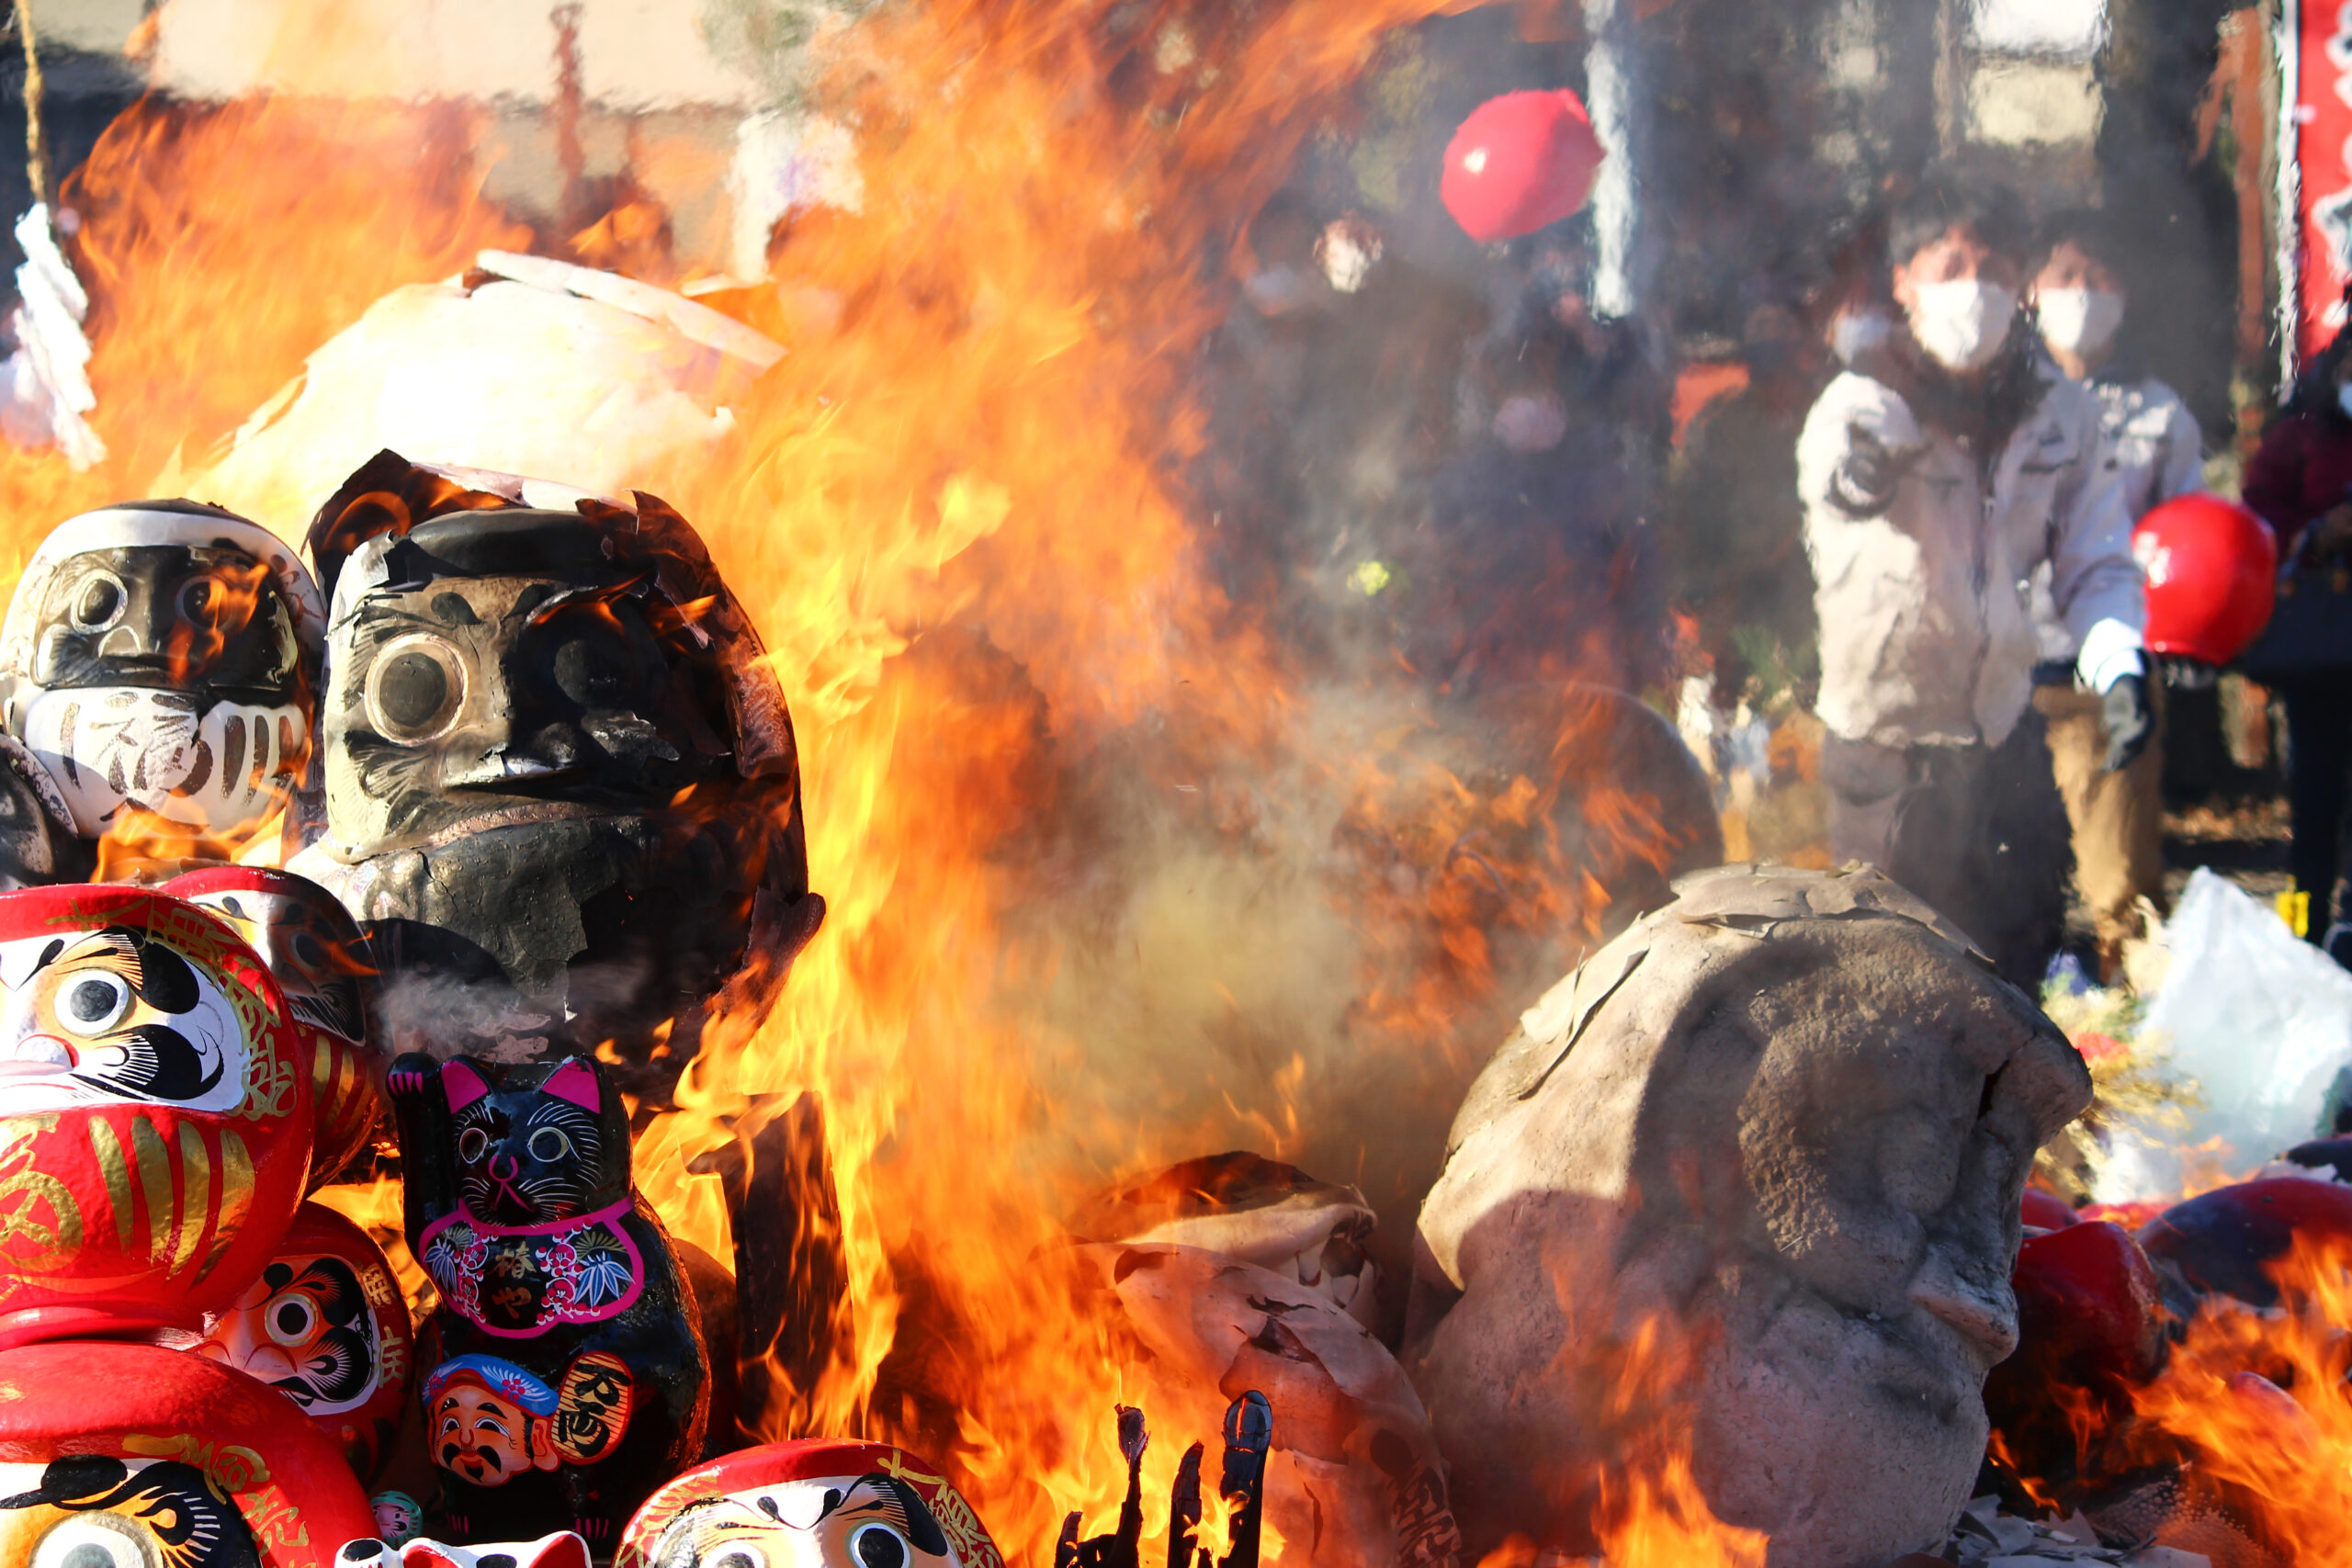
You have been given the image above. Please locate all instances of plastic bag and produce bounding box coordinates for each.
[2119,868,2352,1193]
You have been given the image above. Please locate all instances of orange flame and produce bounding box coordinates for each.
[2118,1233,2352,1565]
[0,0,1735,1562]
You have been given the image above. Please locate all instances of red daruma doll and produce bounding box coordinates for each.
[617,1440,1006,1568]
[0,1337,374,1568]
[0,885,312,1348]
[199,1201,416,1483]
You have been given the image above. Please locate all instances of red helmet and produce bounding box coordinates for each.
[1440,91,1605,245]
[2132,493,2277,667]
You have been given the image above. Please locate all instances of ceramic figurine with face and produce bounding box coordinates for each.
[0,1337,376,1568]
[198,1201,415,1482]
[287,453,821,1072]
[0,885,312,1348]
[391,1051,706,1548]
[369,1495,424,1549]
[617,1441,1005,1568]
[164,867,384,1187]
[0,502,323,840]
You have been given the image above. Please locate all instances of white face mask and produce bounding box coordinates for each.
[1829,309,1892,366]
[1906,280,2018,373]
[2037,287,2126,359]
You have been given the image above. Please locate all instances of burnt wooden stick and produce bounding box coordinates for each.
[1168,1441,1204,1568]
[1112,1404,1148,1568]
[1055,1512,1082,1568]
[1216,1391,1273,1568]
[687,1089,846,1443]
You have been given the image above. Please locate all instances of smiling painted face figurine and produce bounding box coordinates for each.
[0,885,311,1348]
[392,1051,707,1549]
[0,502,322,841]
[617,1440,1006,1568]
[164,866,384,1188]
[197,1201,415,1483]
[285,453,820,1074]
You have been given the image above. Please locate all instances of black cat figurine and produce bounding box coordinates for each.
[390,1051,708,1550]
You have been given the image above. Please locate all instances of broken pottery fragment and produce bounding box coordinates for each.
[0,1337,375,1568]
[0,885,313,1348]
[1068,1152,1380,1326]
[392,1051,707,1550]
[1070,1241,1461,1568]
[616,1438,1005,1568]
[287,453,821,1073]
[197,1201,417,1483]
[166,866,386,1188]
[0,501,322,840]
[1409,864,2091,1568]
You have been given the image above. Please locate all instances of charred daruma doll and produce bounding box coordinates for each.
[286,454,820,1077]
[392,1051,706,1548]
[0,502,322,844]
[0,885,312,1348]
[0,1337,376,1568]
[164,867,385,1188]
[617,1440,1007,1568]
[197,1201,416,1483]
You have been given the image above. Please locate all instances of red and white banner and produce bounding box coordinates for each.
[2290,0,2352,367]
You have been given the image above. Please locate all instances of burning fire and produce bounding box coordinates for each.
[0,0,1735,1561]
[2118,1234,2352,1565]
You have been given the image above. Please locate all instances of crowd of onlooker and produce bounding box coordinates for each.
[1203,164,2352,992]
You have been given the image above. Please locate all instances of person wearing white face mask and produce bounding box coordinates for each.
[2022,209,2200,981]
[1796,173,2145,989]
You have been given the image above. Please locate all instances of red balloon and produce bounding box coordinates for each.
[1441,90,1605,244]
[2132,492,2278,667]
[0,1337,376,1568]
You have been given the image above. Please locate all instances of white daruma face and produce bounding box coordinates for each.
[0,925,249,1115]
[650,1476,962,1568]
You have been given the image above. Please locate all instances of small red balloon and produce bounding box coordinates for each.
[2132,492,2278,668]
[1441,89,1605,244]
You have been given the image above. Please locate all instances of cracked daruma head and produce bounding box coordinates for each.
[288,454,816,1069]
[0,885,311,1348]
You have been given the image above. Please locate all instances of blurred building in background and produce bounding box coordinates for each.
[0,0,2285,435]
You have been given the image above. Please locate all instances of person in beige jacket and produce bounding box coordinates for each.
[2025,208,2201,980]
[1798,173,2147,987]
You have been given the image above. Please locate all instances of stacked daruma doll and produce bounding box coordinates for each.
[0,884,376,1567]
